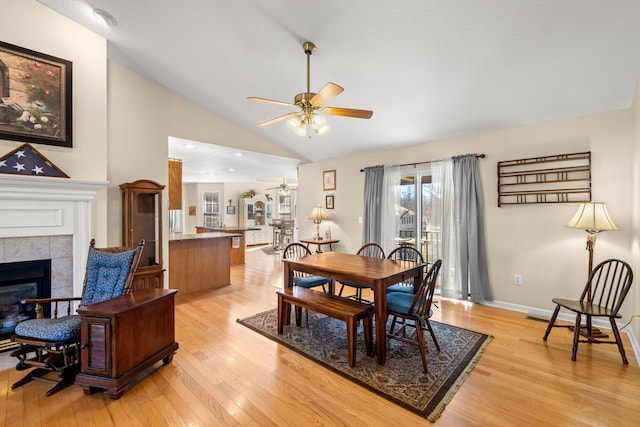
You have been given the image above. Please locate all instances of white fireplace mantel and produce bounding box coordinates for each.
[0,174,108,296]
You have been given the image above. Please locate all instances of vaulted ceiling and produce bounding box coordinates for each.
[39,1,640,169]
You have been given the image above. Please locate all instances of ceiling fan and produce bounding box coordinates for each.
[248,41,373,136]
[266,178,298,193]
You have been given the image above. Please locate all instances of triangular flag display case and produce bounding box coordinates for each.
[0,142,69,178]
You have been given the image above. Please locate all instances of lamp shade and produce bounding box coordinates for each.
[565,202,618,233]
[310,205,328,223]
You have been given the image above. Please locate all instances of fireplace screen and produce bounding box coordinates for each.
[0,259,51,351]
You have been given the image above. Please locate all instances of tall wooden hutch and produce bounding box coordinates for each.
[120,180,164,290]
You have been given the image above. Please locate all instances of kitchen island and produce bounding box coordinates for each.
[169,232,240,293]
[195,226,259,265]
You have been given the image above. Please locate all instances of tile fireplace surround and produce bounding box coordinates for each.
[0,174,107,303]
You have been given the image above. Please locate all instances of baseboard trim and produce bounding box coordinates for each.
[480,300,640,366]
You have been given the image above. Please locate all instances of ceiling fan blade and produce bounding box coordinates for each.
[321,107,373,119]
[247,97,297,108]
[310,82,344,107]
[258,112,297,126]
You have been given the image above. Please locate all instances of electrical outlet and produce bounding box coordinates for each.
[514,274,522,285]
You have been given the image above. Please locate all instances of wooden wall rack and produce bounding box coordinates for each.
[497,152,591,207]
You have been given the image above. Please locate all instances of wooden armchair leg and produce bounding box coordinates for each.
[11,367,49,390]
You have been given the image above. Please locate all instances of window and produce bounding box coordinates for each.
[202,191,220,226]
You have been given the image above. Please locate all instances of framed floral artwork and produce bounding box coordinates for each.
[323,169,336,191]
[326,195,334,210]
[0,41,73,148]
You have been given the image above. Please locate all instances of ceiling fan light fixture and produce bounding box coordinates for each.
[287,115,301,128]
[314,124,330,135]
[311,114,325,127]
[312,115,330,134]
[287,115,307,136]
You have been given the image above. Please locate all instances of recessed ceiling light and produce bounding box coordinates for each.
[234,153,243,157]
[93,8,117,27]
[228,168,235,172]
[183,143,195,149]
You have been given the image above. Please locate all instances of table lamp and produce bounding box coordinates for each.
[310,205,328,240]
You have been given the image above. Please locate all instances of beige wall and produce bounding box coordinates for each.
[183,182,278,233]
[106,62,303,284]
[299,109,635,320]
[630,81,640,347]
[1,0,109,243]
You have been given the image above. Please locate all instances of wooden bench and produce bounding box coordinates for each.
[276,287,374,367]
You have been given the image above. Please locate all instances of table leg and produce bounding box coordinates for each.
[373,281,387,365]
[283,263,294,322]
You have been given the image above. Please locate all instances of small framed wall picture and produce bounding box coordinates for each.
[227,206,236,214]
[323,169,336,191]
[326,195,334,209]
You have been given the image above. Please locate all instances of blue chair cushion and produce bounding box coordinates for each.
[82,247,137,304]
[386,291,415,315]
[294,275,330,288]
[387,292,433,318]
[14,315,81,342]
[386,283,415,294]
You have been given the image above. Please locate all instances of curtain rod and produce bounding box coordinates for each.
[359,153,485,172]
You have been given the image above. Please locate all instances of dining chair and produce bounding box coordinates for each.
[282,243,330,325]
[11,239,144,396]
[386,259,442,373]
[543,258,633,363]
[337,243,386,302]
[386,244,425,294]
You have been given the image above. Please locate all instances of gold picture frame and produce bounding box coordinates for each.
[323,170,336,191]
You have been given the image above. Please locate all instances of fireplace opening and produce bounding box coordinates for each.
[0,259,52,352]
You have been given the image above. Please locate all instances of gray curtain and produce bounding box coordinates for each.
[453,155,492,302]
[362,165,384,245]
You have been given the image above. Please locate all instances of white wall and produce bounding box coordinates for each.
[1,0,109,244]
[299,109,635,317]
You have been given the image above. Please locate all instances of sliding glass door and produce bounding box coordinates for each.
[399,167,440,266]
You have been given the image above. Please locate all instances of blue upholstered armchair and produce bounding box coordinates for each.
[10,239,144,397]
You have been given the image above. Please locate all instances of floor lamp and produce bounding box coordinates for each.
[565,201,618,335]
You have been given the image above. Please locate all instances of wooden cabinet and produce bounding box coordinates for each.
[120,180,165,290]
[168,158,182,210]
[75,289,179,399]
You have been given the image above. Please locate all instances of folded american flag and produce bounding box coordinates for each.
[0,142,69,177]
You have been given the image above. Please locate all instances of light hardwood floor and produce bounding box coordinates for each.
[1,247,638,426]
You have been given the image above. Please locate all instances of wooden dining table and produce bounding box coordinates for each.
[282,251,423,365]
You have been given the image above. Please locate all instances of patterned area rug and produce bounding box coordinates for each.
[238,309,491,422]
